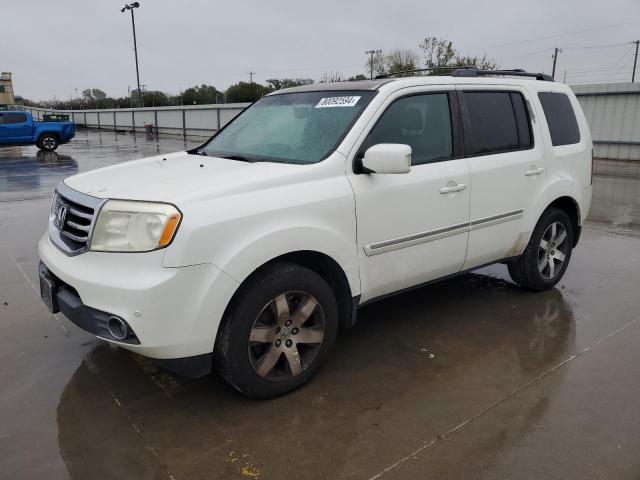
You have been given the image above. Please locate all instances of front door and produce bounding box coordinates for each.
[348,90,470,302]
[0,112,31,143]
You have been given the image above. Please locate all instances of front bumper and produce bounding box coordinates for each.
[39,261,140,344]
[38,233,239,362]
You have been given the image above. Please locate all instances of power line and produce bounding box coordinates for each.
[563,41,630,50]
[495,47,553,62]
[468,22,631,51]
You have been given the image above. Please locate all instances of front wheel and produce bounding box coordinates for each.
[214,262,338,398]
[508,208,574,291]
[37,134,59,151]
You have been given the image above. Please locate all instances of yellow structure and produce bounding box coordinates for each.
[0,72,16,109]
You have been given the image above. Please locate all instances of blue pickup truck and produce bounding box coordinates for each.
[0,111,75,151]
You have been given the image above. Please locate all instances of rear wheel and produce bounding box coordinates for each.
[37,133,59,151]
[214,262,338,398]
[508,208,574,291]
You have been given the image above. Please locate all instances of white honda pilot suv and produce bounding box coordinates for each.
[39,69,593,398]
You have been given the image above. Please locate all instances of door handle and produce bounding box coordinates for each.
[439,183,467,194]
[525,167,545,176]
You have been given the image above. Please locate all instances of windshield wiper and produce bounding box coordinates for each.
[197,150,208,156]
[221,154,256,163]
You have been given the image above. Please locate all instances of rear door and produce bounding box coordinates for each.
[348,89,470,302]
[459,87,548,269]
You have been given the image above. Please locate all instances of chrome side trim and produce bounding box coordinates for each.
[469,209,524,231]
[364,221,469,256]
[363,209,524,256]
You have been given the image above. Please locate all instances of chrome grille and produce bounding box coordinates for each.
[54,195,94,244]
[49,182,105,256]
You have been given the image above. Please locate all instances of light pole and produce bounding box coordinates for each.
[121,2,142,107]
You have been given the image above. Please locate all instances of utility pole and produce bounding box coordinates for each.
[632,40,639,83]
[248,71,256,99]
[551,47,561,80]
[121,2,142,107]
[365,49,382,79]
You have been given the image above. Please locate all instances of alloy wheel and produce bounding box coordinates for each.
[42,137,56,150]
[538,221,568,279]
[248,291,325,381]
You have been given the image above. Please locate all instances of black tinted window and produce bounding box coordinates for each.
[511,93,532,149]
[464,92,522,155]
[538,92,580,146]
[367,93,453,165]
[4,113,27,123]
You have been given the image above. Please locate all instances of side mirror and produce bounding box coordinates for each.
[360,144,412,174]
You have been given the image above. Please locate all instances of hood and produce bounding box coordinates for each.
[64,151,306,203]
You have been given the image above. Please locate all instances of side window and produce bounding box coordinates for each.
[366,93,453,166]
[4,113,27,124]
[538,92,580,146]
[510,93,532,149]
[464,91,532,155]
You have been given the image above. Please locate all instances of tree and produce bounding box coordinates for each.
[225,81,272,103]
[348,74,367,81]
[266,78,314,90]
[140,90,170,107]
[91,89,107,108]
[419,37,456,71]
[452,54,498,70]
[384,49,419,75]
[180,84,223,105]
[319,72,344,83]
[419,36,498,73]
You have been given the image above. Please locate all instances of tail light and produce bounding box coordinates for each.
[590,148,594,185]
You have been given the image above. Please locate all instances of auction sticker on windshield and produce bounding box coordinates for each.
[315,96,361,108]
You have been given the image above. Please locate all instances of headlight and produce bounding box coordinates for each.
[90,200,181,252]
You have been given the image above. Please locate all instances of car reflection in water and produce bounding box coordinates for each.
[0,147,78,201]
[55,273,575,479]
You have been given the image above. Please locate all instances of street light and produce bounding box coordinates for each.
[120,2,142,107]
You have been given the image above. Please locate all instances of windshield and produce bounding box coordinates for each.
[199,90,376,164]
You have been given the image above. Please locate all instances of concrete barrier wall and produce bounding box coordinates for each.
[22,103,251,138]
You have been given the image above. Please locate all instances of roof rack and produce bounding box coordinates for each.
[451,67,554,81]
[375,66,474,79]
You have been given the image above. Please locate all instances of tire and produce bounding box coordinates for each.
[37,133,59,152]
[508,208,574,291]
[214,261,339,399]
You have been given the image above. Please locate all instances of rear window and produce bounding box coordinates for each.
[463,91,531,155]
[538,92,580,146]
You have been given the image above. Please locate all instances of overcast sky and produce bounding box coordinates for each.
[3,0,640,100]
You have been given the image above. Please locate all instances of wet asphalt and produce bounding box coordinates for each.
[1,130,640,480]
